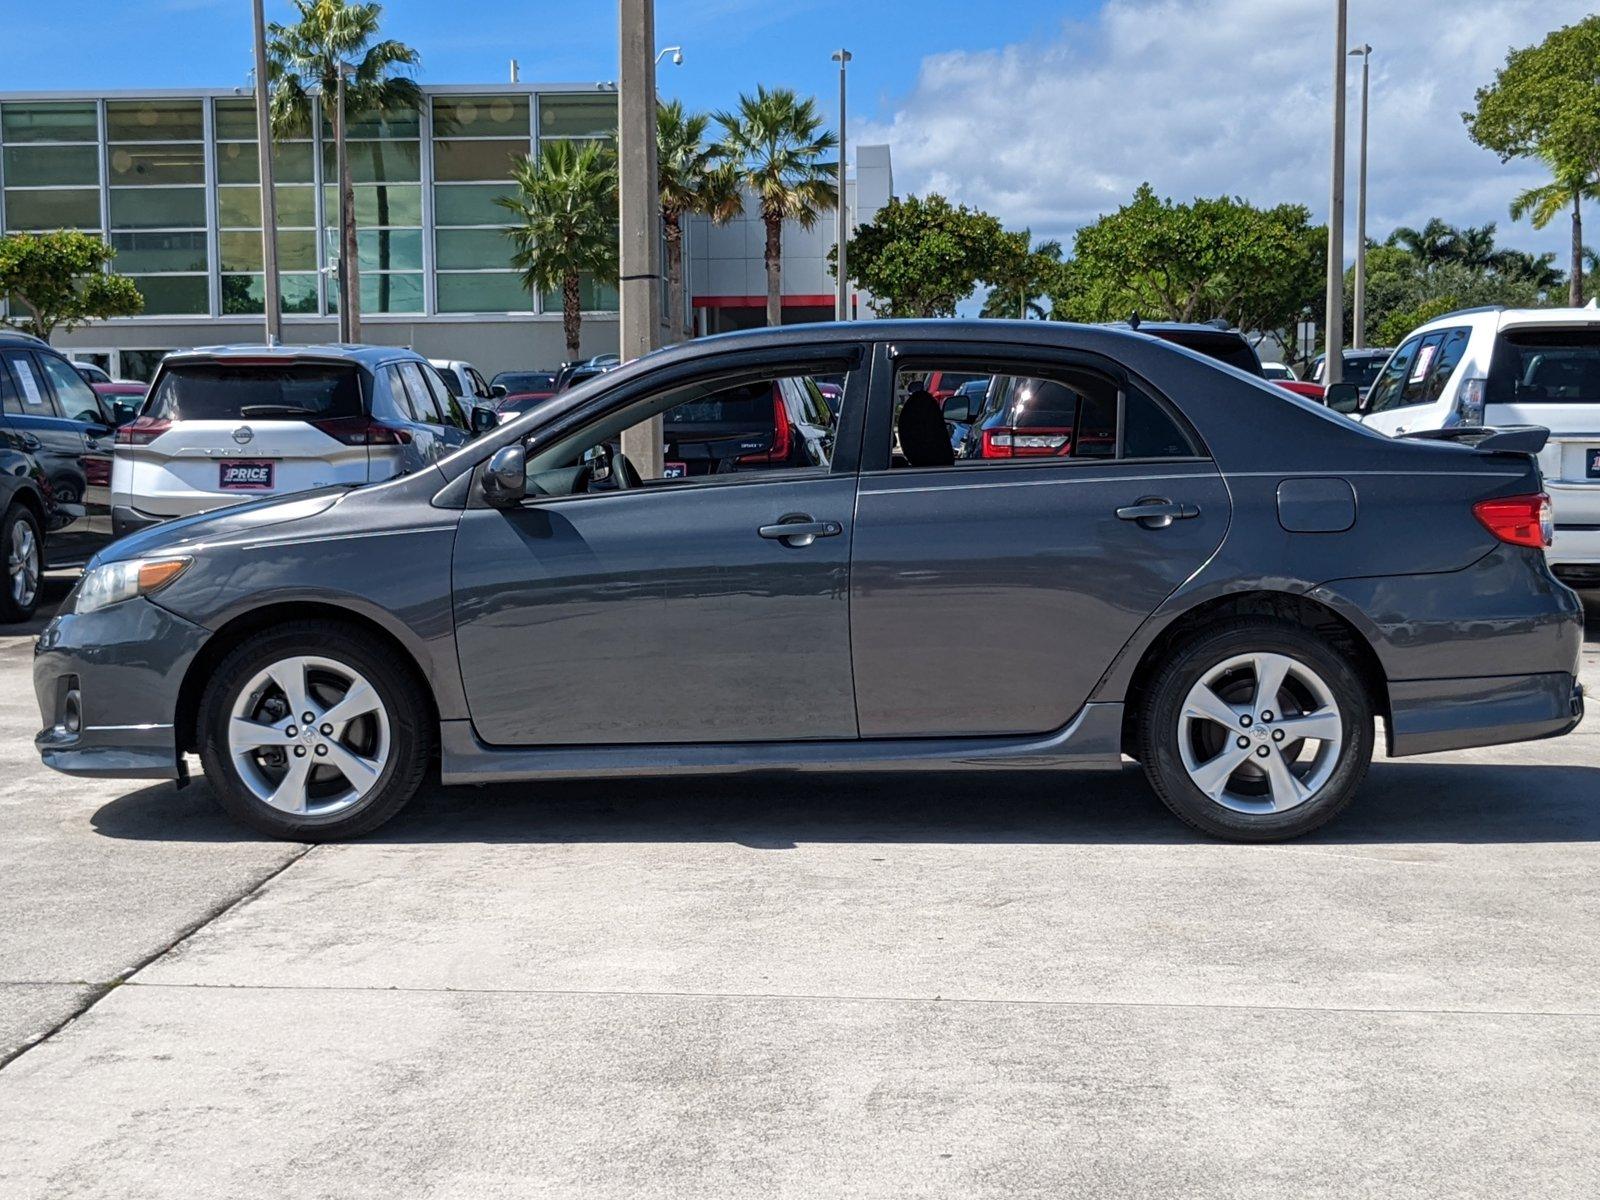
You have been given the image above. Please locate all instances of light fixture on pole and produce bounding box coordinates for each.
[250,0,281,345]
[1323,0,1349,385]
[1349,42,1372,349]
[832,48,851,322]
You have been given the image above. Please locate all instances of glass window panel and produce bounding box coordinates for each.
[107,142,205,186]
[322,227,423,272]
[110,187,205,230]
[220,273,320,315]
[435,227,515,270]
[432,95,530,138]
[217,185,317,229]
[1,101,98,144]
[110,230,208,273]
[321,183,421,226]
[106,99,203,142]
[541,274,618,312]
[327,271,424,314]
[437,271,530,313]
[2,144,98,188]
[322,139,422,183]
[322,105,420,139]
[218,229,318,272]
[4,188,100,230]
[432,138,527,182]
[129,274,209,315]
[538,94,617,139]
[433,184,515,227]
[213,98,306,141]
[215,140,315,184]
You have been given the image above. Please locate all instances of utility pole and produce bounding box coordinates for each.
[1350,43,1372,349]
[618,0,664,478]
[334,63,353,343]
[832,49,851,322]
[1323,0,1348,385]
[250,0,281,344]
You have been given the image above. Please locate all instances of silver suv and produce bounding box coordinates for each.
[111,344,478,535]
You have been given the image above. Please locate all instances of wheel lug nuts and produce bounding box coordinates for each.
[1240,715,1253,728]
[320,724,333,736]
[302,712,315,723]
[1256,746,1271,758]
[285,725,298,737]
[293,746,307,758]
[1236,736,1249,749]
[1261,710,1274,722]
[1272,729,1285,742]
[314,744,328,757]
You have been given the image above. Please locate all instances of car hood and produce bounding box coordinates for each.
[96,487,350,564]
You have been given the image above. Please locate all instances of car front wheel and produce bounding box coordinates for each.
[1137,620,1374,841]
[197,621,430,840]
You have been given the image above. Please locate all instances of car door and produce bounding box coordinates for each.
[1359,334,1429,436]
[848,342,1231,738]
[382,362,443,466]
[0,349,100,561]
[450,345,866,746]
[34,349,115,542]
[413,361,471,453]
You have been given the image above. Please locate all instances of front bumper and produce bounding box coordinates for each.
[33,596,210,780]
[1387,673,1584,757]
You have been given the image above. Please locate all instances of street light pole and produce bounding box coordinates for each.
[618,0,664,478]
[1349,43,1372,349]
[832,49,851,322]
[250,0,281,345]
[1323,0,1348,386]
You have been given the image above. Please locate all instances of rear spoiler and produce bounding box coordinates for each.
[1399,425,1549,454]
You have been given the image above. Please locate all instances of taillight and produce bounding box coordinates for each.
[1454,377,1487,425]
[979,427,1071,458]
[738,389,790,464]
[1474,493,1552,548]
[115,416,169,446]
[310,416,412,445]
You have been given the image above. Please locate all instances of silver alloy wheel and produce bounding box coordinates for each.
[1177,651,1343,814]
[226,655,390,817]
[9,518,39,610]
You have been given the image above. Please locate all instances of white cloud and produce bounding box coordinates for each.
[856,0,1594,260]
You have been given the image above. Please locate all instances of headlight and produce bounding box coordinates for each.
[72,557,192,615]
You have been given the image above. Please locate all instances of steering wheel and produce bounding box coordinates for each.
[611,450,642,491]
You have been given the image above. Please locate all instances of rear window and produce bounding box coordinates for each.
[1151,330,1262,375]
[496,372,557,393]
[146,362,365,422]
[1489,328,1600,405]
[664,381,775,427]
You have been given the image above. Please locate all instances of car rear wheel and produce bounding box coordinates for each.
[0,504,43,623]
[197,621,430,840]
[1137,620,1374,841]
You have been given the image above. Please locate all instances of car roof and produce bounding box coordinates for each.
[162,343,425,368]
[0,330,52,350]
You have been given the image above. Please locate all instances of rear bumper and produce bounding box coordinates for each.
[33,596,209,780]
[111,504,168,537]
[1548,523,1600,570]
[1387,673,1584,757]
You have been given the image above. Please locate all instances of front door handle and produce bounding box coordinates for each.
[758,517,843,547]
[1116,498,1200,529]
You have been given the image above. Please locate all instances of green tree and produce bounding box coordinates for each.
[837,193,1020,318]
[0,231,143,341]
[267,0,421,338]
[1465,16,1600,305]
[1346,239,1549,347]
[498,140,618,363]
[1385,218,1461,266]
[715,86,837,327]
[657,99,740,340]
[979,236,1064,319]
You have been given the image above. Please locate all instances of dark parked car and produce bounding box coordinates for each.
[34,321,1584,844]
[490,371,558,398]
[659,375,833,477]
[1109,319,1266,376]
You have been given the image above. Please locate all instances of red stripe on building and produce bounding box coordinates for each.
[693,294,850,309]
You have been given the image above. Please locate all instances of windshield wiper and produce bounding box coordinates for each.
[238,404,317,417]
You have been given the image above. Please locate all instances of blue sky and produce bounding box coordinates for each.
[1,0,1590,262]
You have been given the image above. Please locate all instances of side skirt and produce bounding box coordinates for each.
[439,702,1128,784]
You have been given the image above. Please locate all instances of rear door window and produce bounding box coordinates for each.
[1417,328,1470,404]
[1489,327,1600,404]
[35,352,105,423]
[146,362,365,422]
[1365,337,1423,414]
[1399,334,1444,406]
[466,367,493,400]
[2,352,62,417]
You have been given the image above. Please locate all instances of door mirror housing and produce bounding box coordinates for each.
[491,383,508,398]
[1324,382,1361,414]
[481,444,527,506]
[110,401,140,426]
[470,405,498,435]
[941,394,972,424]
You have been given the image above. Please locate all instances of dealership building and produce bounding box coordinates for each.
[0,84,892,380]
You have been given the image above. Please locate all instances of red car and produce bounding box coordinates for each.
[918,369,991,403]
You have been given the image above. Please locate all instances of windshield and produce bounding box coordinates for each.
[1343,355,1389,389]
[1489,328,1600,404]
[146,362,365,421]
[495,372,557,393]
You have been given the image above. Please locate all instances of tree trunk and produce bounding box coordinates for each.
[337,99,362,341]
[663,210,685,342]
[563,268,582,362]
[1572,190,1584,308]
[764,213,782,327]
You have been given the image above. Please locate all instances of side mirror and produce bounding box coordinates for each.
[1324,382,1361,414]
[941,395,971,424]
[491,384,508,398]
[470,405,498,435]
[111,402,139,426]
[481,444,527,506]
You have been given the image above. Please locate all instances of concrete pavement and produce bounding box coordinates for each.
[1,584,1596,1197]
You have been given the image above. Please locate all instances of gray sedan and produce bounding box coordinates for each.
[33,321,1585,841]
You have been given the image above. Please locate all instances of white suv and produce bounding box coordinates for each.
[1357,306,1600,585]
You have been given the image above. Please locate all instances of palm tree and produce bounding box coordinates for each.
[980,237,1064,319]
[1453,223,1499,269]
[1510,165,1600,306]
[498,140,618,363]
[267,0,421,339]
[1386,218,1459,266]
[714,86,837,327]
[657,100,740,340]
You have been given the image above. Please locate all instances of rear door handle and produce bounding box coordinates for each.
[1116,499,1200,528]
[758,518,843,547]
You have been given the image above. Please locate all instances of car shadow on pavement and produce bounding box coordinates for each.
[90,760,1600,848]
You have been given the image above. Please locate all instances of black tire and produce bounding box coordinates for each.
[1137,619,1374,842]
[197,620,431,841]
[0,503,43,624]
